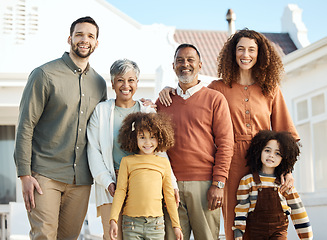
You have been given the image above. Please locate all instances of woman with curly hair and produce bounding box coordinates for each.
[109,112,183,240]
[158,29,300,240]
[207,29,300,240]
[233,130,312,240]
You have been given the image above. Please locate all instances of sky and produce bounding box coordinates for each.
[106,0,326,44]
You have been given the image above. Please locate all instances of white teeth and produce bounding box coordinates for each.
[241,60,251,63]
[121,90,130,94]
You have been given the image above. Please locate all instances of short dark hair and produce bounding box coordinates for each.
[70,16,99,39]
[174,43,201,60]
[118,112,175,153]
[246,130,300,181]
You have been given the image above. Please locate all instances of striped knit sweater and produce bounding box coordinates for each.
[233,172,313,239]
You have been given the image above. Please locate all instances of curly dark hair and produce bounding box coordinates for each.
[118,112,175,153]
[217,29,284,96]
[246,130,300,181]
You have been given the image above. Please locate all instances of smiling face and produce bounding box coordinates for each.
[235,37,258,72]
[173,47,202,86]
[68,22,98,59]
[261,140,283,174]
[112,70,138,105]
[137,130,158,155]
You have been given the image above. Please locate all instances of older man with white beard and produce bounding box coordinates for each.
[156,44,234,240]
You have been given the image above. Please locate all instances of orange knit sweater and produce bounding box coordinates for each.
[156,87,234,182]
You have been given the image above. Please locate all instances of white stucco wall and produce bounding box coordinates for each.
[282,37,327,240]
[0,0,180,127]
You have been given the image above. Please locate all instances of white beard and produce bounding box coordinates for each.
[178,73,198,84]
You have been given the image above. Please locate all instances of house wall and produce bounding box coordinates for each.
[281,37,327,239]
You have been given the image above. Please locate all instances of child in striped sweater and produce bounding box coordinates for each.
[233,130,313,240]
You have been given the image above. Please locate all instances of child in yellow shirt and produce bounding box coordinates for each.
[109,112,183,240]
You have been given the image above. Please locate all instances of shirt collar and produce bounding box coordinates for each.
[62,52,90,74]
[176,81,203,99]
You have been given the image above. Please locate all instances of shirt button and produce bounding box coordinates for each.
[246,110,250,114]
[244,86,248,90]
[81,111,84,114]
[82,93,85,97]
[79,128,82,131]
[76,146,79,150]
[245,98,249,102]
[74,163,77,167]
[246,123,251,128]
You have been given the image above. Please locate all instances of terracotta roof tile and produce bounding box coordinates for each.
[174,30,297,77]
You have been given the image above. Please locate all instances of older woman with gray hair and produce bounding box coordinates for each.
[87,59,178,240]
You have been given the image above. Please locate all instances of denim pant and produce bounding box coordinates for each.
[122,215,165,240]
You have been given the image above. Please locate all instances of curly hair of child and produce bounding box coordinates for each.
[246,130,300,181]
[118,112,175,153]
[217,28,284,96]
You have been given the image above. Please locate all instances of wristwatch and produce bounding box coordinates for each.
[212,181,225,189]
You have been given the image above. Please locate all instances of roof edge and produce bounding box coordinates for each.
[283,37,327,64]
[95,0,142,29]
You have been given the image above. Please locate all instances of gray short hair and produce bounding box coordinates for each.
[110,59,140,83]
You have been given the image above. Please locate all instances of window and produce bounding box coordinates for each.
[294,89,327,192]
[313,120,327,189]
[296,100,308,121]
[312,94,325,116]
[0,126,16,204]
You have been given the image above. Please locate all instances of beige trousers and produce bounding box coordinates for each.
[27,172,91,240]
[99,203,122,240]
[164,181,220,240]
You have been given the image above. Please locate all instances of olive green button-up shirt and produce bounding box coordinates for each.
[14,52,107,185]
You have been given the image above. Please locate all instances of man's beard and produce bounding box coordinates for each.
[72,44,94,58]
[178,73,198,84]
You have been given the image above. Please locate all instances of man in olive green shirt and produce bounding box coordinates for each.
[14,16,107,239]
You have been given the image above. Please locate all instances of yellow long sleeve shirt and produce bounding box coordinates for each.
[110,154,180,229]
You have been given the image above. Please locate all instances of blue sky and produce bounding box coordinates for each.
[106,0,326,44]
